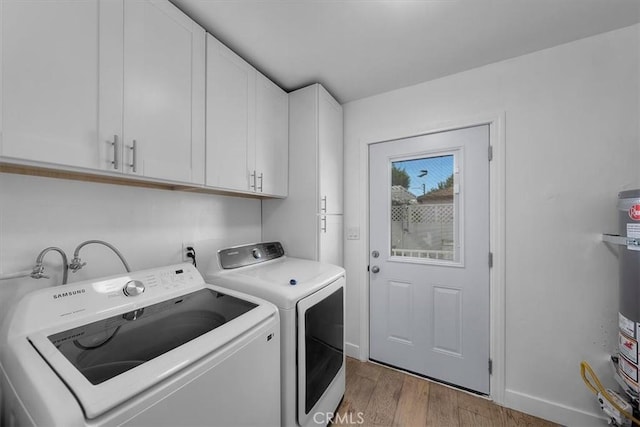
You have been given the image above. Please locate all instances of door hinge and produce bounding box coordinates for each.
[488,252,493,268]
[489,359,493,375]
[488,145,493,161]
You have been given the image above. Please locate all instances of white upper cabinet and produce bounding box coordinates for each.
[255,72,289,197]
[1,0,115,170]
[122,1,205,184]
[318,86,344,215]
[1,0,205,185]
[262,83,343,265]
[206,34,256,192]
[206,34,288,197]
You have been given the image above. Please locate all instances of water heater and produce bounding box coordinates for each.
[616,189,640,396]
[579,191,640,426]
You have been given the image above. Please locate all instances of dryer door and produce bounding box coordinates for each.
[296,277,345,425]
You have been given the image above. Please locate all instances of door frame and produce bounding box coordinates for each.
[359,112,506,403]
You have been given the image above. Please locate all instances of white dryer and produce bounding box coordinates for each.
[206,242,345,427]
[0,263,280,427]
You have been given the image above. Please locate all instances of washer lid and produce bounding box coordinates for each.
[207,257,345,309]
[26,284,276,419]
[45,289,255,385]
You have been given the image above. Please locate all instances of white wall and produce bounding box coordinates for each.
[0,173,262,322]
[342,24,640,425]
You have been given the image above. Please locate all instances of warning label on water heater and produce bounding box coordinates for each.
[627,224,640,251]
[619,333,639,364]
[620,355,639,383]
[620,313,636,338]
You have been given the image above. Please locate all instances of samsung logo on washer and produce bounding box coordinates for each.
[52,289,86,300]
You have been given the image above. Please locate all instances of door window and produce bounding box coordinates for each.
[390,153,460,264]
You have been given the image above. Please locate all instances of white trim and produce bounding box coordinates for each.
[359,137,370,363]
[358,112,506,403]
[488,112,506,405]
[504,388,605,426]
[344,341,360,359]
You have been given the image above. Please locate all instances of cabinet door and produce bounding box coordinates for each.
[255,73,288,197]
[206,34,256,192]
[1,0,122,171]
[318,86,344,214]
[123,0,205,184]
[319,215,344,267]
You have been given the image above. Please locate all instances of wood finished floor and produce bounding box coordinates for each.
[333,358,560,427]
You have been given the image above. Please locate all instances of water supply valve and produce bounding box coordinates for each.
[68,256,86,273]
[30,264,49,279]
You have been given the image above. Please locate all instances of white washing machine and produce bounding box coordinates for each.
[206,242,345,427]
[0,263,280,427]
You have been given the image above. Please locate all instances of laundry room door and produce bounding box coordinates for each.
[369,125,490,394]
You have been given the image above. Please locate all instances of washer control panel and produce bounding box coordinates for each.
[123,280,145,297]
[219,242,285,269]
[19,264,204,330]
[85,265,201,300]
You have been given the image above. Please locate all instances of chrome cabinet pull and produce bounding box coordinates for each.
[111,135,119,170]
[129,140,137,173]
[321,196,327,213]
[321,216,327,233]
[257,173,263,192]
[250,171,256,190]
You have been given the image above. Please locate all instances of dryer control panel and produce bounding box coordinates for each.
[218,242,285,270]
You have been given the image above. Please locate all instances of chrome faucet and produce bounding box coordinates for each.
[69,240,131,273]
[31,247,69,285]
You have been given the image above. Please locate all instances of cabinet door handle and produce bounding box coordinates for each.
[250,171,256,190]
[111,135,119,170]
[321,196,327,213]
[257,173,263,192]
[129,140,137,173]
[321,216,327,233]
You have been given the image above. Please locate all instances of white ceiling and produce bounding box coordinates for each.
[171,0,640,103]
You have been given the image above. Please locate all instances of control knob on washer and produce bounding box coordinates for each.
[123,280,145,297]
[252,248,262,259]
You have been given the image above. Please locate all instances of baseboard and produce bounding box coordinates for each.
[504,388,605,426]
[345,342,360,360]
